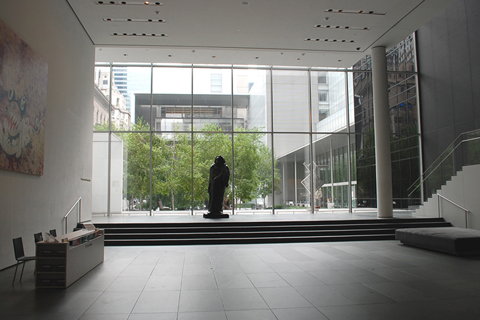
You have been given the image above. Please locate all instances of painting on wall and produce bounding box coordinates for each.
[0,19,48,175]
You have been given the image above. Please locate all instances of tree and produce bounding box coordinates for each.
[194,124,232,207]
[124,119,151,209]
[257,143,281,206]
[232,129,261,206]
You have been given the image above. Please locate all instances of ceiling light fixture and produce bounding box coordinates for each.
[314,25,369,30]
[304,38,355,43]
[325,9,385,15]
[103,18,165,23]
[111,32,167,37]
[95,1,163,6]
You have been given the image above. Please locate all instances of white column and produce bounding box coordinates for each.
[372,46,393,218]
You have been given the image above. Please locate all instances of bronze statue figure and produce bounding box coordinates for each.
[204,155,230,219]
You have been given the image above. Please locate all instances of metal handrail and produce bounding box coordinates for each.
[437,194,469,228]
[63,197,82,234]
[408,130,480,197]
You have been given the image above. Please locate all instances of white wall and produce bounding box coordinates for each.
[92,133,124,214]
[0,1,94,269]
[414,164,480,230]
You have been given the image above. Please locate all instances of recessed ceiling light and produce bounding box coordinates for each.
[304,38,355,43]
[111,32,167,37]
[324,8,385,15]
[95,1,163,6]
[314,25,369,31]
[103,18,165,23]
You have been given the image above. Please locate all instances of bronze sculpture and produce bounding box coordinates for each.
[204,155,230,219]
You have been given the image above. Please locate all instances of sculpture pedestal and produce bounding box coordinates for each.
[203,213,229,219]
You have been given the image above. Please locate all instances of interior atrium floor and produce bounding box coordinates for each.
[2,239,480,320]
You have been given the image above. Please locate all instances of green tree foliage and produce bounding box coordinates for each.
[257,143,281,205]
[119,121,279,211]
[124,119,151,208]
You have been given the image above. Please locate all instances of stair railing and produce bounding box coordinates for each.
[437,194,469,228]
[408,129,480,200]
[63,197,82,234]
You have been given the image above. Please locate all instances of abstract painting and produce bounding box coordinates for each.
[0,19,48,175]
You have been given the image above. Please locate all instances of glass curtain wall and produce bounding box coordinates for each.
[353,34,421,208]
[92,39,420,215]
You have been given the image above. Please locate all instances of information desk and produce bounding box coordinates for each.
[35,229,104,288]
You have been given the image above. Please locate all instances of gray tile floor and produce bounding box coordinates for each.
[2,239,480,320]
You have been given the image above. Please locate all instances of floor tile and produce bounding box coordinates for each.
[143,275,182,291]
[85,291,141,314]
[132,290,180,313]
[78,314,130,320]
[329,283,396,305]
[318,305,378,320]
[219,288,269,311]
[278,271,326,287]
[295,285,355,307]
[225,309,277,320]
[177,311,227,320]
[272,307,329,320]
[178,289,224,312]
[181,274,218,290]
[365,282,434,302]
[127,313,177,320]
[257,287,313,309]
[247,272,289,288]
[106,276,148,292]
[214,273,254,289]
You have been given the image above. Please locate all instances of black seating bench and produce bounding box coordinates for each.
[395,227,480,256]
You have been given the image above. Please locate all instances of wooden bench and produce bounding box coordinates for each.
[395,227,480,256]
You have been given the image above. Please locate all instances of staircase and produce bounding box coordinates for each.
[94,218,452,246]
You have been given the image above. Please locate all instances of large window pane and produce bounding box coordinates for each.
[151,67,192,133]
[233,132,275,213]
[275,134,311,212]
[311,71,348,133]
[193,132,232,214]
[272,70,309,133]
[93,66,111,131]
[193,68,232,131]
[122,132,151,214]
[234,68,270,133]
[152,132,192,214]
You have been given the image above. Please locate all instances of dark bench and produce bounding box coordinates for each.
[395,227,480,256]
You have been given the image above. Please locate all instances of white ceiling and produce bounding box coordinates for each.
[67,0,456,68]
